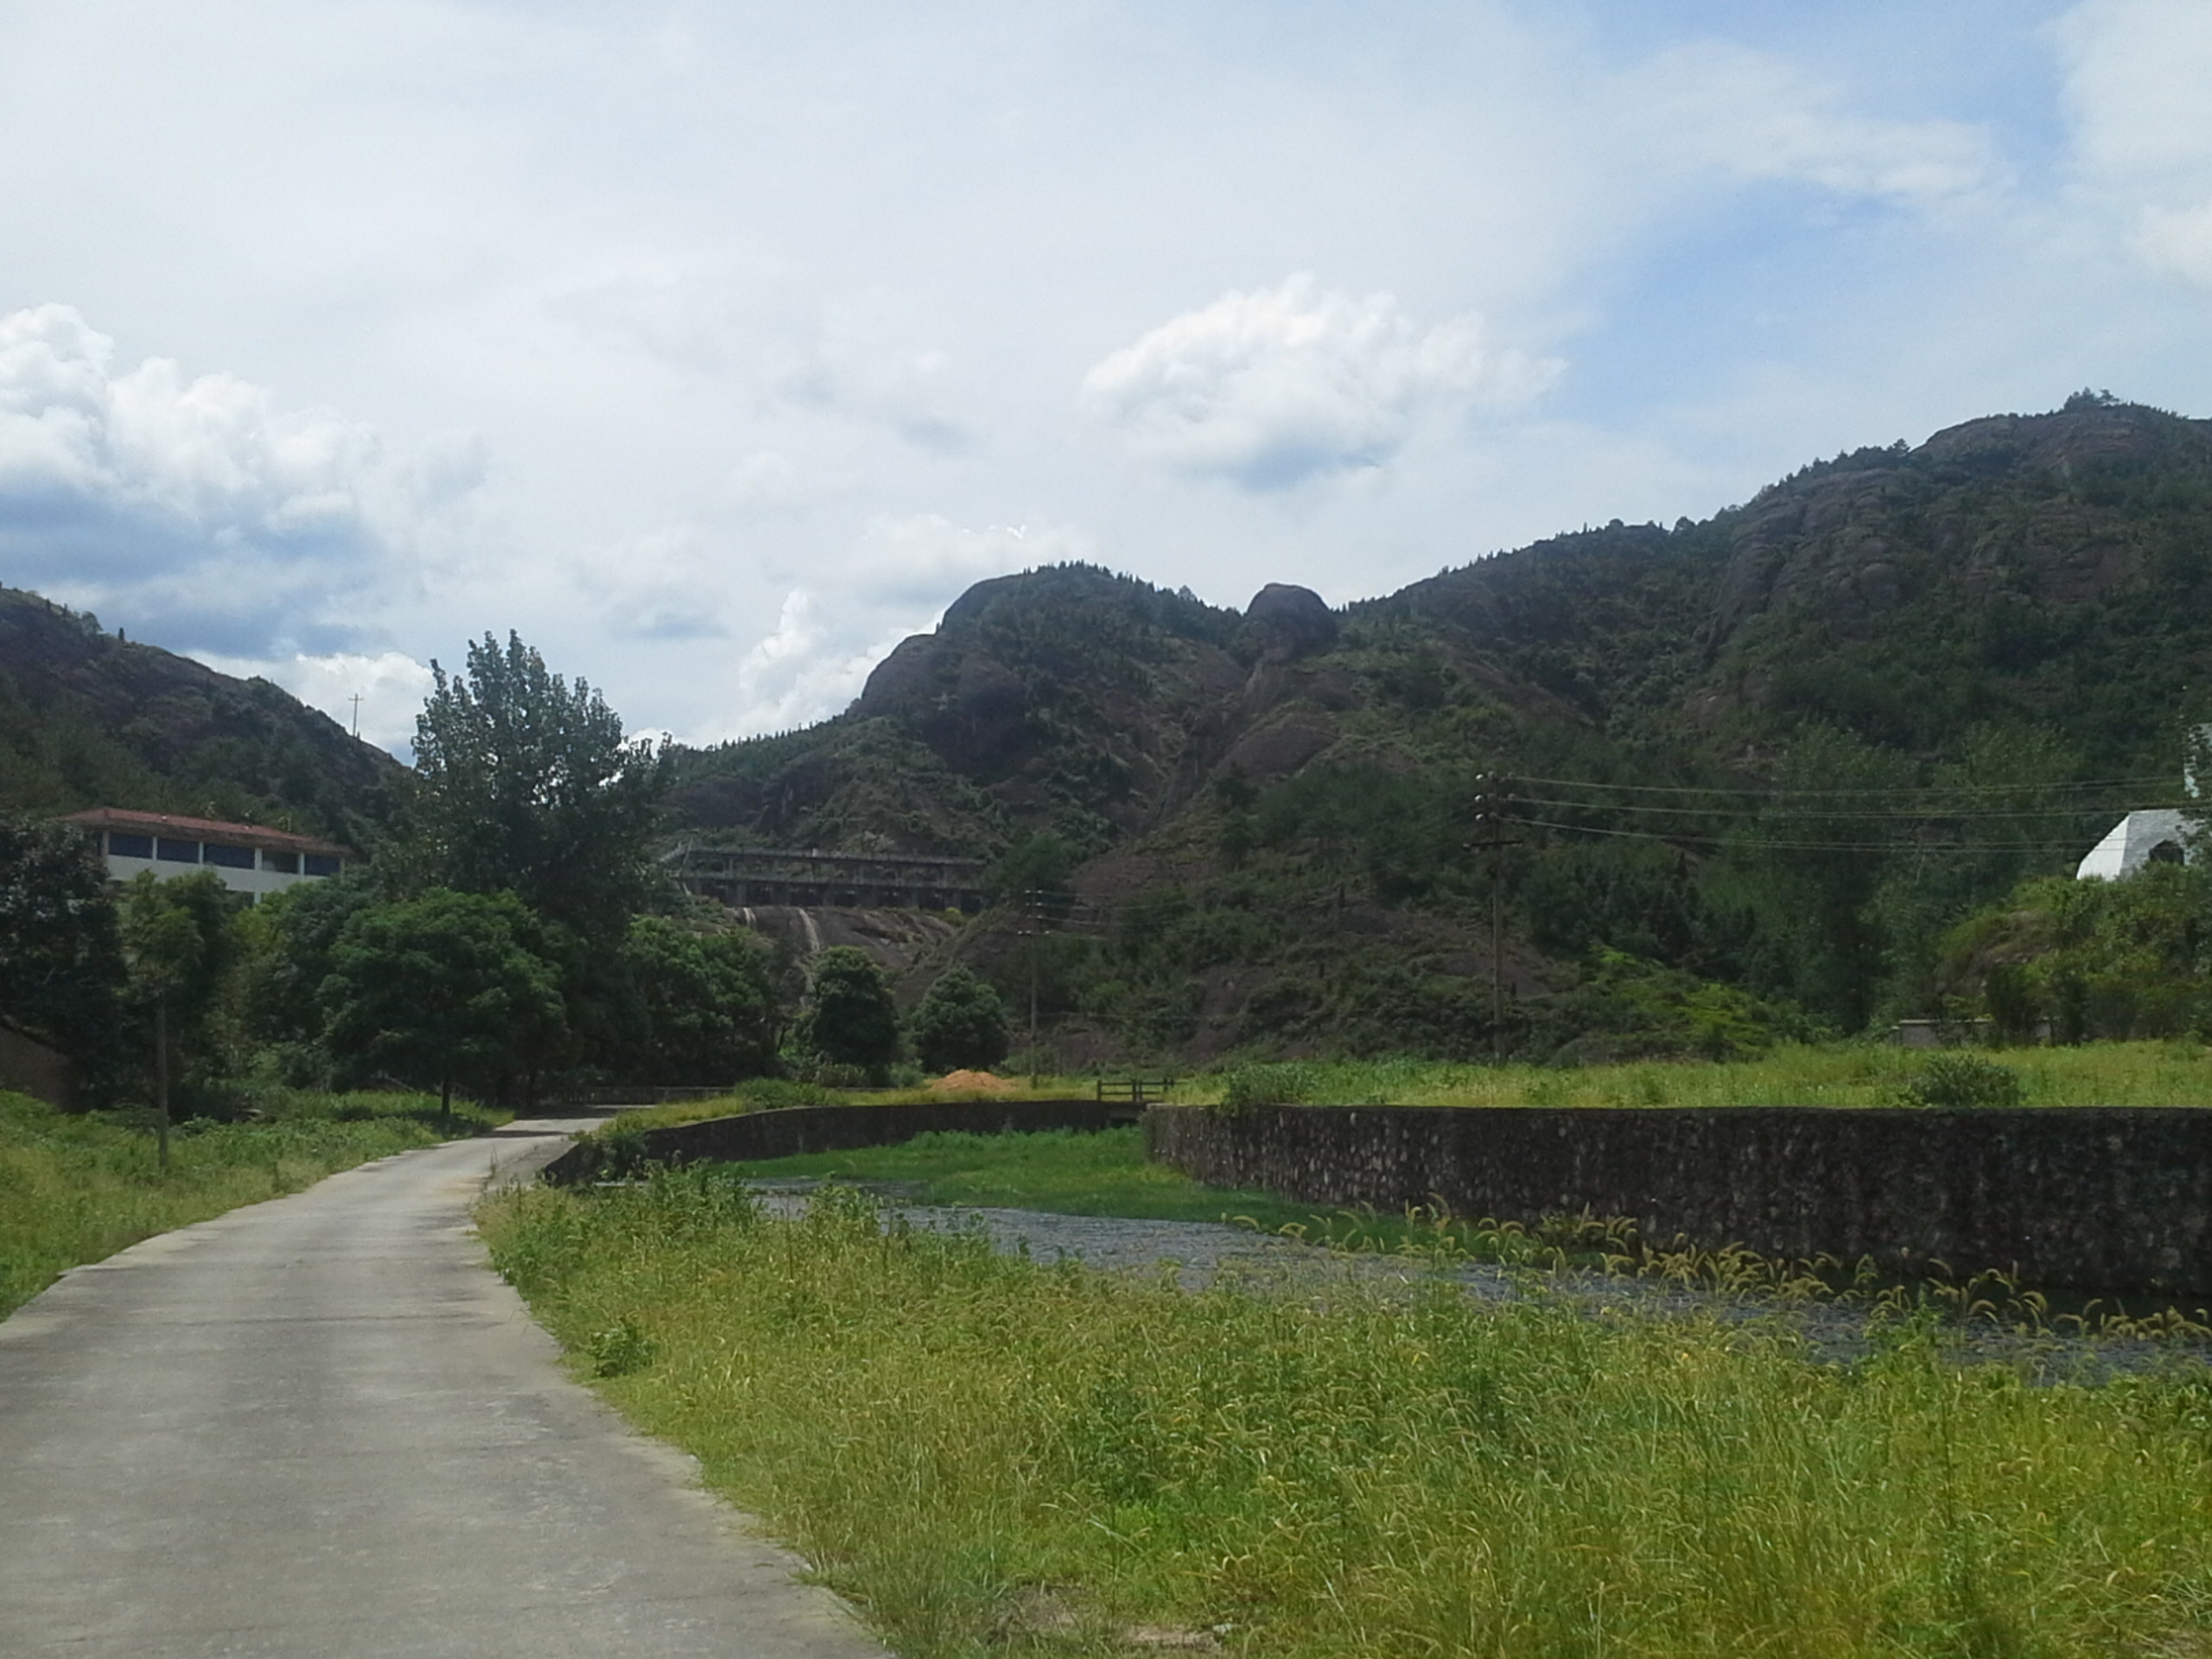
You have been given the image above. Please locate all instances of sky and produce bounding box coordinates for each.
[2,0,2210,755]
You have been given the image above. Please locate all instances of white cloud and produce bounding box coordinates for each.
[1082,275,1560,491]
[2139,201,2212,285]
[720,514,1091,736]
[725,449,815,512]
[573,524,733,642]
[2055,0,2212,288]
[192,647,435,756]
[1617,42,1998,203]
[0,303,481,653]
[550,265,969,451]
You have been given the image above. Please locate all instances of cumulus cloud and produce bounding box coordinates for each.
[192,647,435,757]
[721,514,1092,735]
[0,304,481,653]
[1082,276,1560,491]
[2055,0,2212,289]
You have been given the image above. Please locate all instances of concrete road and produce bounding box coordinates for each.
[0,1120,889,1658]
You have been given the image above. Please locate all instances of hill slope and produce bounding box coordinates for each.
[670,398,2212,1058]
[0,588,403,842]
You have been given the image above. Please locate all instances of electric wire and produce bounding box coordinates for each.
[1510,793,2187,823]
[1502,812,2131,855]
[1511,772,2178,799]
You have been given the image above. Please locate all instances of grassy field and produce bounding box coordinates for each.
[0,1088,508,1318]
[1177,1040,2212,1109]
[684,1125,1341,1232]
[594,1041,2212,1135]
[481,1171,2212,1659]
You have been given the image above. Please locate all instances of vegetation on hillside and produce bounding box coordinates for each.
[14,399,2212,1074]
[0,584,400,840]
[654,401,2212,1063]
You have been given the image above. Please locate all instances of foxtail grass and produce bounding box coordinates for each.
[481,1170,2212,1658]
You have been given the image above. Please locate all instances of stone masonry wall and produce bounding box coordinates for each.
[1147,1105,2212,1297]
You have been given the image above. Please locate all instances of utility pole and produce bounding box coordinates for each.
[348,693,363,739]
[154,994,171,1172]
[1470,772,1518,1064]
[1014,889,1044,1051]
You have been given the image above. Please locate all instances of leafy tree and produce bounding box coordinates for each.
[119,872,243,1156]
[792,946,899,1072]
[404,632,671,946]
[1942,864,2212,1042]
[0,813,124,1067]
[320,889,566,1115]
[238,875,384,1080]
[616,916,778,1084]
[908,965,1010,1073]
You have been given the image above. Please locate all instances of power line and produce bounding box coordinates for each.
[1510,793,2189,823]
[1503,812,2112,855]
[1512,772,2177,800]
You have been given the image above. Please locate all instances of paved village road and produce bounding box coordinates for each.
[0,1121,889,1659]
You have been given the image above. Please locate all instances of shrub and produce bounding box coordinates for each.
[1891,1052,2025,1109]
[731,1077,838,1111]
[1218,1061,1325,1111]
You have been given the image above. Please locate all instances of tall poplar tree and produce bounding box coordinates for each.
[404,632,671,947]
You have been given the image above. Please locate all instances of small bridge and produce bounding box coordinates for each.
[664,844,990,912]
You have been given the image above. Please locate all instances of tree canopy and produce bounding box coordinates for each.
[319,888,567,1110]
[614,915,778,1084]
[405,632,671,944]
[0,814,123,1062]
[907,965,1009,1073]
[793,946,900,1072]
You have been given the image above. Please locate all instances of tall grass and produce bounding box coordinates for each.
[481,1172,2212,1659]
[582,1043,2212,1138]
[0,1088,505,1317]
[1189,1039,2212,1109]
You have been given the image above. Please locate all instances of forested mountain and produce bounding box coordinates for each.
[671,397,2212,1058]
[0,588,402,844]
[12,397,2209,1065]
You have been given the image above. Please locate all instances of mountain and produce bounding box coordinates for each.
[0,587,404,843]
[669,397,2212,1058]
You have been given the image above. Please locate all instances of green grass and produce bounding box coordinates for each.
[702,1126,1338,1232]
[603,1075,1125,1135]
[595,1043,2212,1139]
[481,1172,2212,1659]
[1180,1039,2212,1109]
[0,1088,510,1318]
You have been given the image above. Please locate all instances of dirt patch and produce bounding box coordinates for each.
[928,1070,1020,1096]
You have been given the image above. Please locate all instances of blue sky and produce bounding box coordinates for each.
[0,0,2208,752]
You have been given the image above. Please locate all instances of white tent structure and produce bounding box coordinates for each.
[2075,808,2190,880]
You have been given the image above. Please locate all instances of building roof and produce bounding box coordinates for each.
[2075,808,2189,880]
[62,808,353,860]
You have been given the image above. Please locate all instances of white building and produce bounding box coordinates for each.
[2075,808,2191,880]
[65,808,355,905]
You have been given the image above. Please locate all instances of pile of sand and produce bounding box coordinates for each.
[928,1069,1020,1095]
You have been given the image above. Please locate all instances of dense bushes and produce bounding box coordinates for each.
[1943,862,2212,1042]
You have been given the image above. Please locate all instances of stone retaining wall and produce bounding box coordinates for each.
[1147,1104,2212,1297]
[542,1098,1131,1185]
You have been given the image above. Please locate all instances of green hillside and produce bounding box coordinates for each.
[0,587,401,843]
[669,397,2212,1058]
